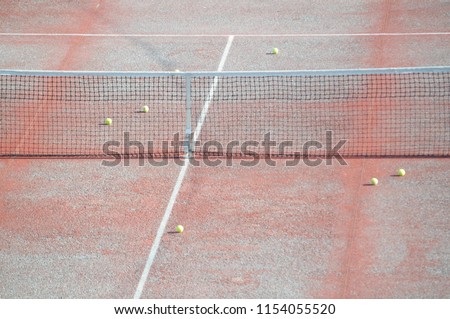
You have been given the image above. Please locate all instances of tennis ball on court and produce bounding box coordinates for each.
[176,225,184,233]
[272,48,279,55]
[105,118,112,125]
[174,69,180,72]
[370,177,379,186]
[398,168,406,176]
[142,105,149,113]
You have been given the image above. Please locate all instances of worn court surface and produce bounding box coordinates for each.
[1,1,449,298]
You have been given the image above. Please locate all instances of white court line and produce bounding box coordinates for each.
[193,36,234,141]
[133,35,234,300]
[1,32,450,37]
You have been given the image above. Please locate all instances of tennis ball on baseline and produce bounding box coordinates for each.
[176,225,184,233]
[272,48,279,55]
[370,177,379,186]
[398,168,406,176]
[142,105,149,113]
[105,118,112,125]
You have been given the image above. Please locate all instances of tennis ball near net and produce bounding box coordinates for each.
[176,225,184,233]
[398,168,406,176]
[370,177,379,186]
[105,118,112,125]
[142,105,149,113]
[272,48,279,54]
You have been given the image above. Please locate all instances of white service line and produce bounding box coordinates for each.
[1,32,450,37]
[133,35,234,300]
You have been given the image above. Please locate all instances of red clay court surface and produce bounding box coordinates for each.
[1,1,449,299]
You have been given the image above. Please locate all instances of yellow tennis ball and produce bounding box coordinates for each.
[176,225,184,233]
[174,69,180,72]
[272,48,279,54]
[398,168,406,176]
[142,105,149,113]
[105,118,112,125]
[370,177,379,186]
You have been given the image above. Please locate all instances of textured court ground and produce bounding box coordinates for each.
[0,0,449,299]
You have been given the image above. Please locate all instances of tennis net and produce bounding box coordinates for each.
[1,67,449,158]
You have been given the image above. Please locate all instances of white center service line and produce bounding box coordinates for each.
[193,35,234,142]
[133,35,234,300]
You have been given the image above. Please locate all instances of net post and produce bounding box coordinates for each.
[185,74,192,158]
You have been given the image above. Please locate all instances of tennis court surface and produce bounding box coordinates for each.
[1,0,449,299]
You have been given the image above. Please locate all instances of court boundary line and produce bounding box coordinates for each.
[1,32,450,37]
[133,35,234,300]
